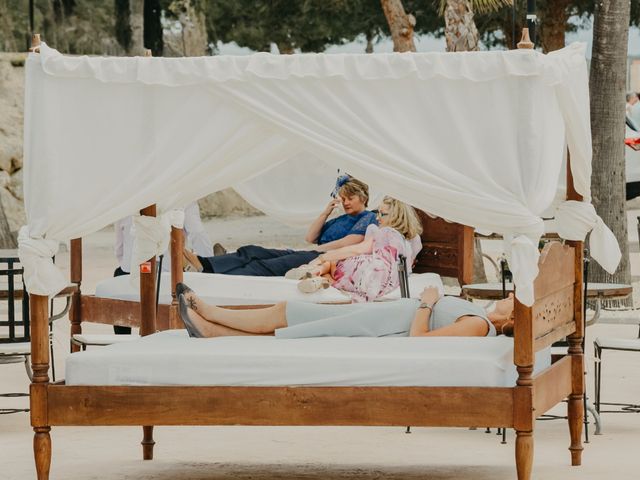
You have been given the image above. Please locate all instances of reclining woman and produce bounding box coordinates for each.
[183,176,378,276]
[290,196,423,302]
[177,285,515,339]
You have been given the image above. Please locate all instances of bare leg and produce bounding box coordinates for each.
[183,296,286,334]
[184,306,273,337]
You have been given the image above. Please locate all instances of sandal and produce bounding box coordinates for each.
[178,294,204,338]
[298,276,331,294]
[285,265,317,280]
[183,249,203,272]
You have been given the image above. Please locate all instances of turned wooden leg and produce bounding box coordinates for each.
[34,427,51,480]
[568,338,584,466]
[568,392,584,465]
[142,426,155,460]
[515,430,533,480]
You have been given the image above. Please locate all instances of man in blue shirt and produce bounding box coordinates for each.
[184,177,377,276]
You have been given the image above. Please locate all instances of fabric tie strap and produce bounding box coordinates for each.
[554,201,621,274]
[17,226,68,296]
[129,213,173,286]
[166,209,185,230]
[504,233,541,307]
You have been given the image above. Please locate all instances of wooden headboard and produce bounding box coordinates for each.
[413,210,475,286]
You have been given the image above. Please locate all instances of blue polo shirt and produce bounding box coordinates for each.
[317,210,378,245]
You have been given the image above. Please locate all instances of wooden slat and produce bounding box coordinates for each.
[413,212,474,285]
[532,355,572,416]
[47,385,514,428]
[532,285,575,339]
[534,322,577,352]
[533,243,575,301]
[79,296,172,330]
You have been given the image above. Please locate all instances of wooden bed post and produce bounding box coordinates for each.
[566,154,585,466]
[513,298,535,480]
[31,294,51,480]
[171,225,184,307]
[69,238,82,352]
[512,28,536,480]
[27,32,52,480]
[140,202,157,460]
[139,50,156,455]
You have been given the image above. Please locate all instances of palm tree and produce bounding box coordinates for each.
[440,0,511,52]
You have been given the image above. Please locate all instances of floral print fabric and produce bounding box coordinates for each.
[332,225,415,302]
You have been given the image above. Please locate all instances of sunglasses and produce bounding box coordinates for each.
[372,209,388,218]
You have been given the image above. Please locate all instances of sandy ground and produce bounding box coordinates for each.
[2,214,640,479]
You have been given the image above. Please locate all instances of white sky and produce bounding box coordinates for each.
[218,26,640,58]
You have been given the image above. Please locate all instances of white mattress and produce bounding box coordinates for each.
[65,330,551,387]
[94,271,444,305]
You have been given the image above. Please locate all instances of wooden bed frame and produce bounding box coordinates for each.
[69,209,475,334]
[28,31,584,480]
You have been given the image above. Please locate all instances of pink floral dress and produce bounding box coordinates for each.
[332,225,418,303]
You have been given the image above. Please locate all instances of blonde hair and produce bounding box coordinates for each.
[338,178,369,207]
[380,196,423,239]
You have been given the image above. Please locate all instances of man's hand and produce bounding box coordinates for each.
[420,286,441,306]
[323,198,342,216]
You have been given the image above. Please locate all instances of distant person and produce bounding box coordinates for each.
[627,92,639,117]
[113,201,212,334]
[629,92,640,130]
[182,176,378,277]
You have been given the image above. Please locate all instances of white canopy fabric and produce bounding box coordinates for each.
[19,42,621,305]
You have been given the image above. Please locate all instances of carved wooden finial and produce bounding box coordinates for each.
[29,33,41,53]
[517,28,534,50]
[143,49,152,57]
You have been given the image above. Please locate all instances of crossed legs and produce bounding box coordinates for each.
[181,290,287,337]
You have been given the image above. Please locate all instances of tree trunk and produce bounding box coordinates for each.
[443,0,479,52]
[115,0,132,53]
[589,0,632,294]
[129,0,145,55]
[380,0,416,52]
[144,0,164,56]
[538,0,570,53]
[441,0,485,282]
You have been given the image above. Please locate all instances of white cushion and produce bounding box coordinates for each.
[0,342,30,355]
[72,334,140,346]
[595,337,640,351]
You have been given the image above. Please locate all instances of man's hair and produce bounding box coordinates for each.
[380,196,423,239]
[338,178,369,207]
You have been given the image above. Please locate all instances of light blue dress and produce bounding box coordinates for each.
[275,297,496,338]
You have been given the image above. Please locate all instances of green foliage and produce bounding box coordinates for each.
[204,0,441,53]
[0,0,637,55]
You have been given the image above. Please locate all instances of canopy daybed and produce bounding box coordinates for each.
[78,213,471,331]
[20,31,622,480]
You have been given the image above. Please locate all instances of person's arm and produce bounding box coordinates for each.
[305,199,341,244]
[314,237,374,263]
[409,287,441,337]
[314,233,364,252]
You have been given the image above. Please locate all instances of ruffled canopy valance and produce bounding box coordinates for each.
[19,42,620,305]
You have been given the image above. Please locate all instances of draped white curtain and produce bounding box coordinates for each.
[19,42,620,305]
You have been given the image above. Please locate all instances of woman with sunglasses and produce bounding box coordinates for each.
[287,196,422,302]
